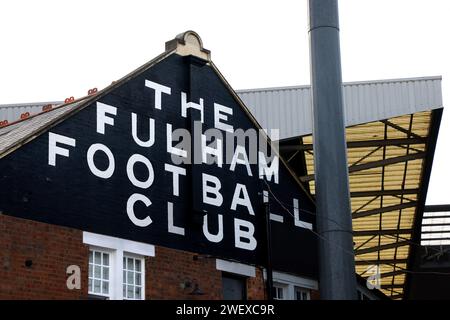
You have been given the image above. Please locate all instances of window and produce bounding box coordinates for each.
[83,232,154,300]
[216,259,255,300]
[295,287,310,300]
[265,271,317,300]
[87,248,146,300]
[273,283,310,300]
[222,273,247,300]
[123,255,144,300]
[273,283,287,300]
[88,249,111,297]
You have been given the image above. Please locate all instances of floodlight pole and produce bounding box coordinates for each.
[308,0,357,299]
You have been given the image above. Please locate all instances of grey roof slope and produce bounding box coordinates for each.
[237,76,443,140]
[3,77,442,142]
[0,101,62,123]
[0,100,86,157]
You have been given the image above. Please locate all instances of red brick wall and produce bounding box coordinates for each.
[0,214,89,299]
[146,246,223,300]
[310,290,320,300]
[145,246,270,300]
[0,214,300,300]
[247,268,266,300]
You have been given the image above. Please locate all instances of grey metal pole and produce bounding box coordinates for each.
[308,0,357,299]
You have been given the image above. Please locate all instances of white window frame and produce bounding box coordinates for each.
[88,247,114,299]
[273,282,288,300]
[122,252,146,300]
[294,286,311,300]
[263,270,317,300]
[83,232,155,300]
[216,259,256,278]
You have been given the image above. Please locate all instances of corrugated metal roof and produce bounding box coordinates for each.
[237,76,443,140]
[0,101,61,124]
[280,108,443,299]
[1,77,442,139]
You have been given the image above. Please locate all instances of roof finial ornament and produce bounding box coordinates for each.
[165,30,211,61]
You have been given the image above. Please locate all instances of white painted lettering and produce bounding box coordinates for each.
[230,145,252,176]
[87,143,115,179]
[145,80,171,110]
[181,92,204,123]
[230,183,255,215]
[168,202,185,235]
[214,103,233,133]
[48,132,76,166]
[96,102,117,135]
[164,164,186,196]
[234,218,257,250]
[201,135,223,167]
[126,193,152,227]
[166,123,188,158]
[202,173,223,207]
[258,151,279,184]
[131,113,155,147]
[203,214,224,243]
[126,154,154,189]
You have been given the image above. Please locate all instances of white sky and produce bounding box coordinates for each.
[0,0,448,204]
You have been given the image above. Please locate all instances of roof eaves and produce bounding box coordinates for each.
[236,75,443,94]
[0,101,62,108]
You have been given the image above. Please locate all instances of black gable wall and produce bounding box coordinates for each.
[0,53,317,278]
